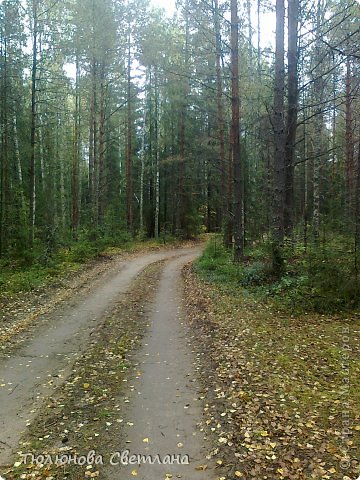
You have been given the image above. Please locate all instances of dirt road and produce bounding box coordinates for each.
[0,245,214,478]
[104,251,214,479]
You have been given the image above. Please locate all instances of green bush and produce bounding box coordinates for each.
[68,241,100,263]
[196,236,360,314]
[241,261,270,286]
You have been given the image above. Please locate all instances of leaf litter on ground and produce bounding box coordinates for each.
[183,264,360,480]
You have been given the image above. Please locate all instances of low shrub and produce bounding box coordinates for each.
[196,236,360,314]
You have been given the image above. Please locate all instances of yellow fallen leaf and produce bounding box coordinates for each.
[216,459,223,465]
[195,465,208,471]
[260,430,269,437]
[328,467,336,474]
[143,438,149,443]
[83,383,90,389]
[235,472,243,478]
[131,470,138,476]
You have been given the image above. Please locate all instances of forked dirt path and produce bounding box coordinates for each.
[104,250,215,479]
[0,246,206,469]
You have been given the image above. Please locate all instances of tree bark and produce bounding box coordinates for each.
[0,31,9,256]
[140,100,147,235]
[231,0,243,261]
[98,61,106,225]
[126,34,133,234]
[72,52,81,233]
[284,0,299,237]
[312,1,325,244]
[272,0,286,247]
[29,0,39,248]
[176,0,190,235]
[345,58,354,220]
[154,66,160,239]
[213,0,228,245]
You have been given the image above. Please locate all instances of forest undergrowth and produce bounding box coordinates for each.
[184,238,360,479]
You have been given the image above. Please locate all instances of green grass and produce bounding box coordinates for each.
[0,234,182,297]
[195,235,360,314]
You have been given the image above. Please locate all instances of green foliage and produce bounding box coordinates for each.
[68,241,99,263]
[241,261,271,286]
[196,237,360,314]
[194,236,242,285]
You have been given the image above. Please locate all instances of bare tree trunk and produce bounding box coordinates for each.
[140,100,147,235]
[126,35,133,234]
[0,32,9,256]
[313,134,321,243]
[355,135,360,262]
[246,0,253,59]
[312,1,325,244]
[29,0,38,248]
[345,58,354,220]
[13,121,22,185]
[176,0,190,235]
[355,134,360,279]
[284,0,299,237]
[213,0,227,244]
[257,0,261,75]
[98,61,106,226]
[88,56,97,227]
[224,127,234,247]
[57,117,66,230]
[231,0,243,261]
[272,0,286,248]
[72,52,80,233]
[154,66,160,239]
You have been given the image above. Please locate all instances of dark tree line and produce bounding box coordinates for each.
[0,0,359,268]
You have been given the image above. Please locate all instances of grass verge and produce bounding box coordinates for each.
[195,235,360,314]
[184,253,360,479]
[0,236,187,297]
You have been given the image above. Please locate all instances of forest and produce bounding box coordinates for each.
[0,1,359,479]
[0,0,359,311]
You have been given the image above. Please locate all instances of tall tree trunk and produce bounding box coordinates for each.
[345,58,354,221]
[355,136,360,264]
[154,66,160,239]
[98,61,106,226]
[29,0,38,248]
[213,0,228,245]
[257,0,261,75]
[13,113,26,216]
[272,0,286,248]
[231,0,243,261]
[0,33,9,256]
[140,100,147,235]
[89,57,98,227]
[72,52,80,233]
[312,1,325,244]
[246,0,253,59]
[57,117,66,230]
[126,34,133,234]
[176,0,189,235]
[284,0,299,237]
[270,0,286,274]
